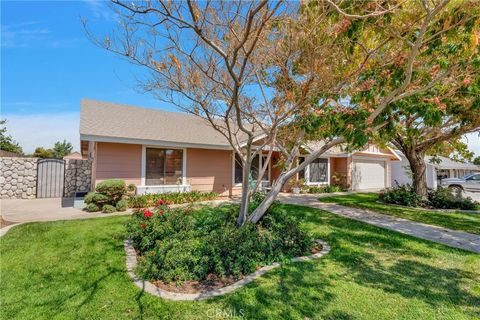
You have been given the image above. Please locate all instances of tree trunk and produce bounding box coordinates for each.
[405,151,428,198]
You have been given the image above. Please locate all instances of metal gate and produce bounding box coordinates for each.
[37,159,65,198]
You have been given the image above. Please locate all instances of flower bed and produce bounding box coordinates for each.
[128,191,218,208]
[125,200,315,290]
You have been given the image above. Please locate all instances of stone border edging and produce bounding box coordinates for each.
[375,201,480,214]
[124,239,330,301]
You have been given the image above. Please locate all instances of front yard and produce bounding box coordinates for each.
[321,193,480,235]
[1,204,479,320]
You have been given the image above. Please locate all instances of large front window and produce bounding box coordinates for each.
[299,157,328,184]
[234,153,268,184]
[145,148,183,185]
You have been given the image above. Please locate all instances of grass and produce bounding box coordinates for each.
[321,193,480,235]
[1,205,479,320]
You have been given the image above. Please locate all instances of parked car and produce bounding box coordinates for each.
[440,173,480,193]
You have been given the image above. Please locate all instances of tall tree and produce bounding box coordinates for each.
[0,119,23,154]
[53,140,73,159]
[370,1,480,197]
[87,0,475,225]
[474,156,480,165]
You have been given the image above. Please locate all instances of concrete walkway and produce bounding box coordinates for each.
[278,194,480,253]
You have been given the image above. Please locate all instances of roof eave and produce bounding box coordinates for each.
[80,134,233,150]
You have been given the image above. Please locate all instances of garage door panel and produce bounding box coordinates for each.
[352,160,385,190]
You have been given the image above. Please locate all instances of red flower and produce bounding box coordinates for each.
[140,223,147,229]
[143,210,153,218]
[158,210,164,215]
[156,199,167,206]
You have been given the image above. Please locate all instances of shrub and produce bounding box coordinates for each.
[116,199,128,211]
[126,203,313,284]
[102,204,117,213]
[128,191,218,208]
[95,179,126,203]
[428,187,478,210]
[85,203,100,212]
[304,185,346,194]
[380,184,424,207]
[84,192,110,206]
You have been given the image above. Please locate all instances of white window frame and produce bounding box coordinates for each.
[231,151,271,187]
[141,145,188,187]
[300,156,331,186]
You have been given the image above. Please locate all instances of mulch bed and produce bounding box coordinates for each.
[149,242,324,294]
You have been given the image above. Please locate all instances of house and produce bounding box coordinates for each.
[80,99,400,196]
[63,152,83,160]
[391,152,480,189]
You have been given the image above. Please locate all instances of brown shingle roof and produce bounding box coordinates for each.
[80,99,235,148]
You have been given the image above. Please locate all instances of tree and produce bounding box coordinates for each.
[53,140,73,159]
[474,156,480,166]
[88,0,475,225]
[33,147,54,159]
[0,119,22,154]
[369,2,480,197]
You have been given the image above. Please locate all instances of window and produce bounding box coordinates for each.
[468,174,480,181]
[234,153,266,184]
[309,158,328,182]
[145,148,183,185]
[299,157,328,184]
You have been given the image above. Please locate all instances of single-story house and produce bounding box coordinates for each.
[391,152,480,189]
[80,99,400,196]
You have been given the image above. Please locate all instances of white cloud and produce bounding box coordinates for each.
[463,132,480,158]
[4,113,80,153]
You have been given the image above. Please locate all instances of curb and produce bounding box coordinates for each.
[124,239,330,301]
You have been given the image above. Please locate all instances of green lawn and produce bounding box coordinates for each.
[1,205,479,320]
[321,193,480,235]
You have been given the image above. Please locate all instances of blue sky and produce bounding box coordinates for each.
[1,1,479,156]
[1,0,176,152]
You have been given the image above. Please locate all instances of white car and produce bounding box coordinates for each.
[440,173,480,193]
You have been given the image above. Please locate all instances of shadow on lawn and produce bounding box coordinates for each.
[214,205,479,319]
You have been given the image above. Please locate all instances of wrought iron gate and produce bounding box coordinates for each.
[36,159,65,198]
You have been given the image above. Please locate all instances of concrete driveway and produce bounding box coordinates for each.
[0,198,126,223]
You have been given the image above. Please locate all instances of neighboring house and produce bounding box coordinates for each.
[80,99,400,196]
[391,152,480,189]
[63,152,83,160]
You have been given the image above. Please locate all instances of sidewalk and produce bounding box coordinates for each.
[278,193,480,253]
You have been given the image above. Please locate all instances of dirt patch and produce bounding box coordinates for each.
[0,218,16,228]
[149,242,324,294]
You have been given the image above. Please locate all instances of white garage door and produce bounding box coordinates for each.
[352,160,386,191]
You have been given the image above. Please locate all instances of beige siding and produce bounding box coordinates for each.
[187,148,234,196]
[95,142,142,185]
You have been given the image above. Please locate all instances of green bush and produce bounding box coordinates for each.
[95,179,126,203]
[304,185,346,194]
[126,203,313,284]
[116,199,128,212]
[84,192,110,206]
[428,187,478,210]
[380,185,424,207]
[102,204,117,213]
[128,191,218,208]
[85,203,100,212]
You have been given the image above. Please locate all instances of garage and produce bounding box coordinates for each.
[352,159,386,191]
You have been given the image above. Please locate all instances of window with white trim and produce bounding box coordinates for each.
[234,153,267,184]
[145,148,183,185]
[299,158,328,183]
